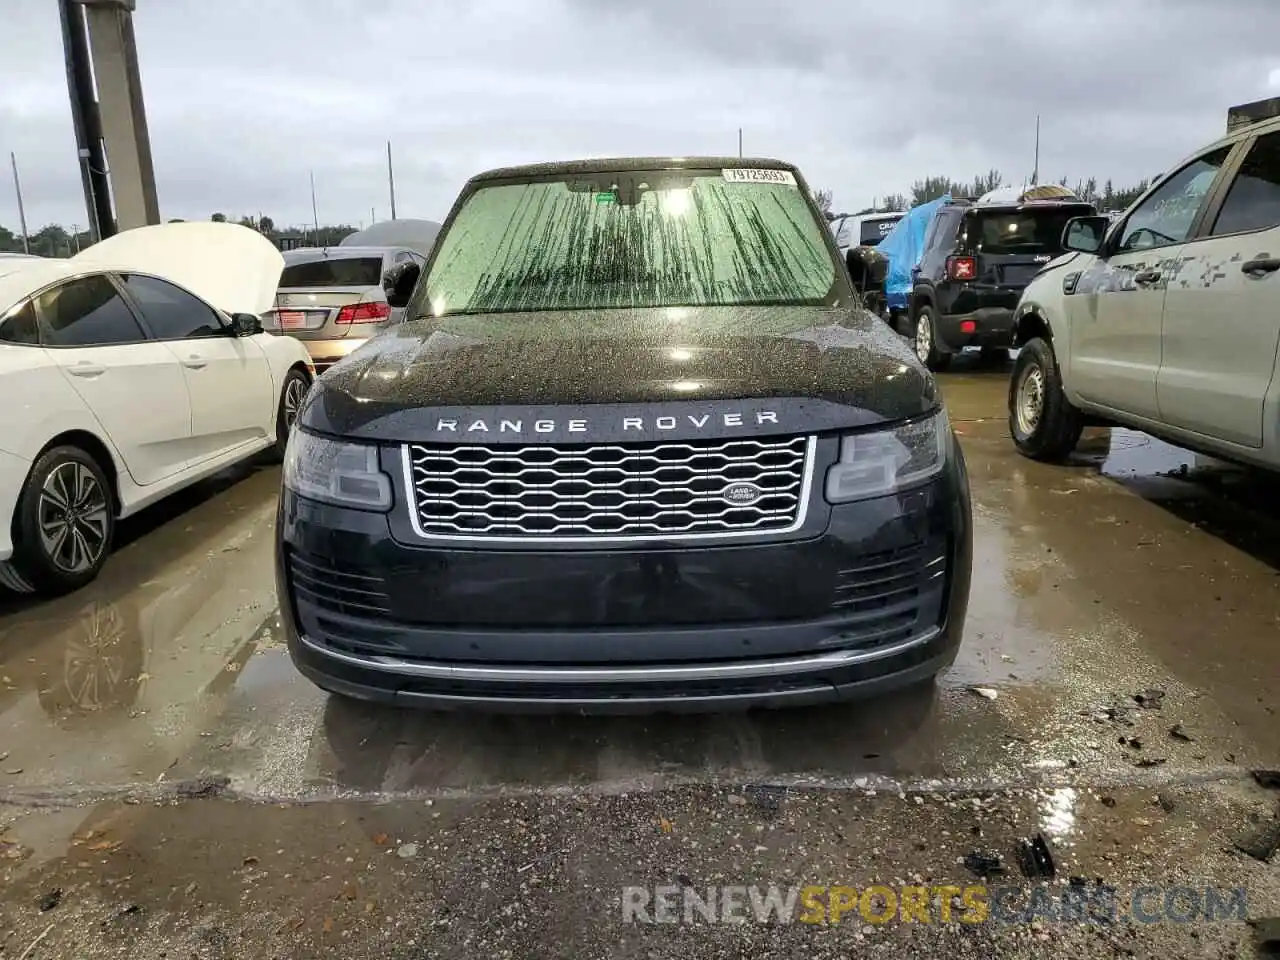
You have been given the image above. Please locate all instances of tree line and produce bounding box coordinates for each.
[3,172,1154,257]
[818,170,1152,218]
[0,213,358,258]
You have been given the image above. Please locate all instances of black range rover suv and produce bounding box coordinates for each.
[907,194,1098,370]
[277,157,973,712]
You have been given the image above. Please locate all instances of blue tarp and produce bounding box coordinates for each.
[878,194,950,309]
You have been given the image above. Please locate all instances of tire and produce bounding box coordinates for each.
[1008,337,1083,462]
[7,445,115,597]
[270,368,312,462]
[913,304,951,371]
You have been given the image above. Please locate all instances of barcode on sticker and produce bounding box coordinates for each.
[722,168,797,186]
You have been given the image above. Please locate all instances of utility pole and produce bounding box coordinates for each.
[59,0,115,241]
[1031,115,1041,187]
[387,140,397,220]
[10,153,30,254]
[738,128,743,158]
[310,170,320,237]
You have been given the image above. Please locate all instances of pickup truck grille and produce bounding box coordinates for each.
[404,435,815,542]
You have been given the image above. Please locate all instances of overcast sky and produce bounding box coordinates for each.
[2,0,1279,232]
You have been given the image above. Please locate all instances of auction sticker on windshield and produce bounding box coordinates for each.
[722,168,797,186]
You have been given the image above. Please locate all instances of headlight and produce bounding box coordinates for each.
[824,409,950,504]
[282,430,392,511]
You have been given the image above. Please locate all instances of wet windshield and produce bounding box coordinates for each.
[420,169,839,316]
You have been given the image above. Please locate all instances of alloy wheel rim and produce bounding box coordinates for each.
[38,462,109,574]
[283,377,306,427]
[1016,364,1046,435]
[915,314,932,363]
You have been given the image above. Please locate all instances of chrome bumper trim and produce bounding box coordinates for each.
[300,626,941,684]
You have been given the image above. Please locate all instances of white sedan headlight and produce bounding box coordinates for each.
[825,409,951,503]
[283,430,392,511]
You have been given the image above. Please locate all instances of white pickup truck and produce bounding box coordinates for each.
[1008,106,1280,472]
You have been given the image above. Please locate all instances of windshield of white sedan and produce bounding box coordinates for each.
[421,170,839,315]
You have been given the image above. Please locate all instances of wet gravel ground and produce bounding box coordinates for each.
[2,355,1279,958]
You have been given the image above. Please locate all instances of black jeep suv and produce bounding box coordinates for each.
[276,156,973,713]
[906,195,1097,370]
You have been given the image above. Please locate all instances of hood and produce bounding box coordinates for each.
[71,222,284,316]
[300,305,938,442]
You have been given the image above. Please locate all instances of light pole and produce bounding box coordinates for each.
[9,153,29,254]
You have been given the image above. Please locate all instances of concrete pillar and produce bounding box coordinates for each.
[80,0,160,231]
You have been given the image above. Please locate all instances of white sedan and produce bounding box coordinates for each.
[0,222,314,596]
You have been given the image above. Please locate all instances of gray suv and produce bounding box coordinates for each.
[263,246,426,371]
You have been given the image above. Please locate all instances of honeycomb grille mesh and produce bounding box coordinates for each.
[405,435,813,540]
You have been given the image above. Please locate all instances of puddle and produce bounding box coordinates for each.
[1078,428,1280,570]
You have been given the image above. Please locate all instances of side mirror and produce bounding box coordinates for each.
[229,312,263,336]
[1062,215,1110,255]
[382,262,421,309]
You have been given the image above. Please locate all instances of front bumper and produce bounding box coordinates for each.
[277,443,972,713]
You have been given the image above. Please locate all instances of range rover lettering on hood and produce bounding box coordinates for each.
[436,410,779,435]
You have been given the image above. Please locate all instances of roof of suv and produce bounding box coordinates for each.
[470,156,800,182]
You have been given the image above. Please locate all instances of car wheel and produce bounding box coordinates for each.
[913,305,951,371]
[7,446,115,596]
[1008,337,1083,461]
[271,368,312,461]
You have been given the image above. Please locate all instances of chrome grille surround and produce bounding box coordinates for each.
[402,435,817,544]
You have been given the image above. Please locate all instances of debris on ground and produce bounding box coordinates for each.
[1017,833,1056,879]
[1119,736,1143,750]
[1090,700,1138,726]
[1156,794,1176,813]
[743,784,788,817]
[1253,770,1280,789]
[962,851,1005,879]
[17,923,54,960]
[1133,689,1165,710]
[0,838,29,861]
[1234,820,1280,863]
[38,888,62,912]
[1132,757,1168,768]
[1168,724,1195,742]
[969,687,1000,701]
[1249,916,1280,954]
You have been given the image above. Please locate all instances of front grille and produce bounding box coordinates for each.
[404,435,815,541]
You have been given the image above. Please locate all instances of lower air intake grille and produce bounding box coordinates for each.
[404,435,815,541]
